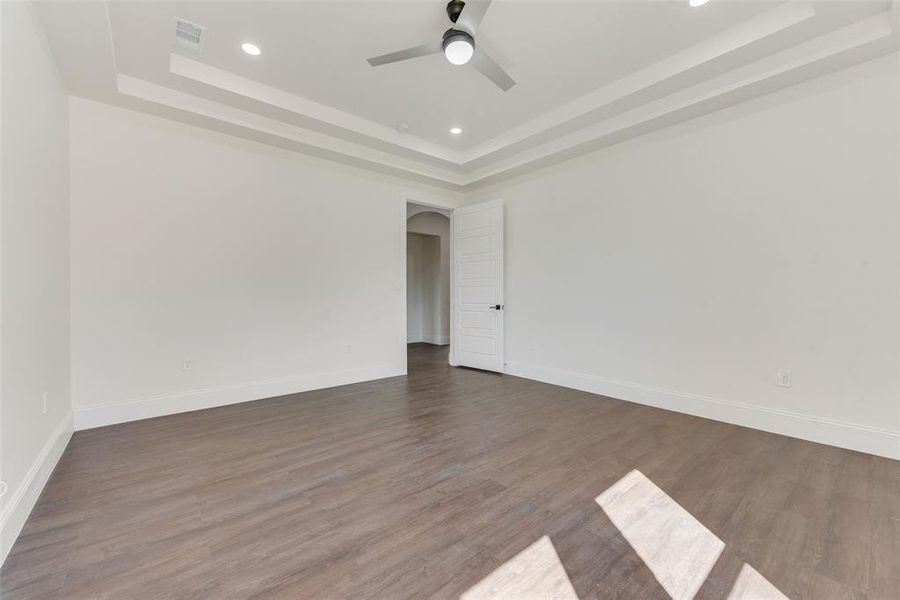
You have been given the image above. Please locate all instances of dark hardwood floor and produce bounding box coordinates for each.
[2,344,898,599]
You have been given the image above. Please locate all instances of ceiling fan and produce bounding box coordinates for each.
[366,0,515,91]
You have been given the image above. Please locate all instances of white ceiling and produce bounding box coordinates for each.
[34,0,899,189]
[145,1,779,150]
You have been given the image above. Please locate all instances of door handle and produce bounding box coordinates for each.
[489,305,504,310]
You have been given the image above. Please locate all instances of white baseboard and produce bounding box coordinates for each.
[505,361,900,461]
[408,335,449,346]
[421,334,449,346]
[74,363,405,431]
[0,413,73,565]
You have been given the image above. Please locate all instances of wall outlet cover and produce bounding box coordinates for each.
[777,369,793,388]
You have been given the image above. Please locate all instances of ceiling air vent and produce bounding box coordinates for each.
[174,18,205,51]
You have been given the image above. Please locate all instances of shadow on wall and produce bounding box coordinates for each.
[407,210,450,346]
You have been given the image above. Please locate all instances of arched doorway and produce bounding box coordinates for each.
[406,207,451,347]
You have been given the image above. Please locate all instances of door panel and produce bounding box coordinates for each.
[459,260,497,280]
[460,311,494,330]
[453,199,504,372]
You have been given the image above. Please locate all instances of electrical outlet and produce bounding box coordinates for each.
[777,369,793,388]
[42,391,48,414]
[182,358,193,371]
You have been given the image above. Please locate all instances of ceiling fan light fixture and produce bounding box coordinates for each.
[442,29,474,65]
[365,2,515,91]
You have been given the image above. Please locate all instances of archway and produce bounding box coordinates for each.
[406,207,451,347]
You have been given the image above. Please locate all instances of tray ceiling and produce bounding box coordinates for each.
[34,1,898,189]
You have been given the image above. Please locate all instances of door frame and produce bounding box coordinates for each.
[400,197,457,372]
[399,196,505,372]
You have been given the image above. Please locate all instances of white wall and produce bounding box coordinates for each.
[407,233,422,341]
[69,97,460,429]
[469,55,900,459]
[70,55,897,458]
[407,211,451,345]
[406,232,424,342]
[0,2,73,562]
[406,231,441,344]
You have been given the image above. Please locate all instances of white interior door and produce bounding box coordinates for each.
[453,199,504,372]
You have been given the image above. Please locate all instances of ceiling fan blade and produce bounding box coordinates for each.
[367,42,443,67]
[457,0,492,33]
[471,48,515,91]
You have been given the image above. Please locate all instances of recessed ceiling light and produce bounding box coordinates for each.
[689,0,710,6]
[241,42,261,56]
[450,127,462,135]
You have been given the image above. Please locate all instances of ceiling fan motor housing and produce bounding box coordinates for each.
[442,28,474,50]
[446,0,466,23]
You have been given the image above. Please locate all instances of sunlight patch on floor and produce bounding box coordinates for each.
[726,563,789,600]
[460,535,578,600]
[596,469,725,600]
[461,469,788,599]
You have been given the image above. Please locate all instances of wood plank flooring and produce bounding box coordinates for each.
[2,344,898,599]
